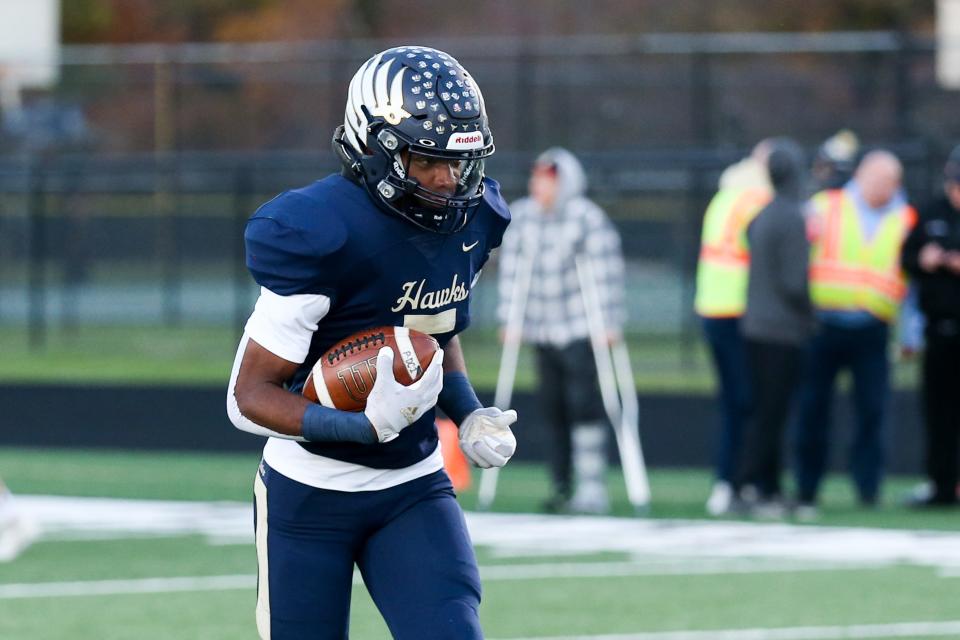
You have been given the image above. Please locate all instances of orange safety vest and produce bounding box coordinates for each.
[808,189,916,322]
[694,187,771,317]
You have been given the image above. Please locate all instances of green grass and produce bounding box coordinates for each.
[2,448,959,639]
[0,326,240,385]
[0,448,259,501]
[0,586,257,640]
[0,324,921,392]
[0,447,955,529]
[3,545,957,640]
[3,547,956,640]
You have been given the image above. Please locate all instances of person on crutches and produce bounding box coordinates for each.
[495,148,628,514]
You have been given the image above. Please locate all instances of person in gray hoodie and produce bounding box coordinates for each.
[737,138,815,515]
[497,148,626,514]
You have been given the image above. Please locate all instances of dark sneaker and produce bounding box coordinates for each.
[541,495,570,514]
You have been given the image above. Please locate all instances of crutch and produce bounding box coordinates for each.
[476,244,536,510]
[575,255,651,514]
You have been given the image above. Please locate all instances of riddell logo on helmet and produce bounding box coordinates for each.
[454,133,481,144]
[446,132,484,150]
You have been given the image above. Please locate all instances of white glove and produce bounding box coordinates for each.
[459,407,518,468]
[364,347,444,443]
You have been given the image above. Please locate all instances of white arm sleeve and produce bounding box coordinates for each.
[226,288,332,440]
[226,333,305,440]
[244,287,332,364]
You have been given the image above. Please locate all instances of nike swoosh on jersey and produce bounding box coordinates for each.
[462,240,480,252]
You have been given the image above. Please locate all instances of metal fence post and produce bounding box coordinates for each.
[690,51,714,146]
[680,163,708,370]
[154,57,180,327]
[515,45,536,151]
[60,157,87,335]
[233,163,253,334]
[894,30,915,140]
[27,160,47,351]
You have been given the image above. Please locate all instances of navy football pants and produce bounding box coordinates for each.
[253,463,482,639]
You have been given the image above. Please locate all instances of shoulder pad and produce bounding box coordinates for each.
[245,190,348,296]
[481,177,511,223]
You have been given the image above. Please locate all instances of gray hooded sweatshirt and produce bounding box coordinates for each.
[741,139,815,345]
[497,147,626,346]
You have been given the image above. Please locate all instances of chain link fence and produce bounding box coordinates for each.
[0,32,956,360]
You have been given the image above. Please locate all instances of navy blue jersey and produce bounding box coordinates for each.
[245,173,510,468]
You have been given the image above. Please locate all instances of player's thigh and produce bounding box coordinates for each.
[255,463,358,640]
[358,474,482,640]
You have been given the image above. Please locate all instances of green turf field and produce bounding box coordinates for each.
[2,448,958,640]
[0,324,921,392]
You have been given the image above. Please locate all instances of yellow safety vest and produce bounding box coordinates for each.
[694,187,771,317]
[808,189,916,322]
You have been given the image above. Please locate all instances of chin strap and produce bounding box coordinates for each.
[332,126,364,179]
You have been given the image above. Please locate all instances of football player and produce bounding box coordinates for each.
[227,46,517,640]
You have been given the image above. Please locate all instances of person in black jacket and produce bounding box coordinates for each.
[737,138,815,517]
[900,144,960,507]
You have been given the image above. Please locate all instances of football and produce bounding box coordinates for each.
[303,326,440,412]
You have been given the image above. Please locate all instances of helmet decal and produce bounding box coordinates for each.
[369,58,410,126]
[345,54,413,151]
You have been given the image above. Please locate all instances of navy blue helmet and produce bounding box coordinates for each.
[333,46,495,233]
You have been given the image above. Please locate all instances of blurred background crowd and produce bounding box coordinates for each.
[2,1,957,337]
[2,0,960,515]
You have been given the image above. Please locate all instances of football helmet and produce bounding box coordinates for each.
[333,46,495,233]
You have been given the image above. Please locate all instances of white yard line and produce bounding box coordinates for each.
[491,620,960,640]
[10,495,960,591]
[0,558,892,600]
[2,576,958,640]
[478,558,891,580]
[0,575,255,599]
[935,565,960,577]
